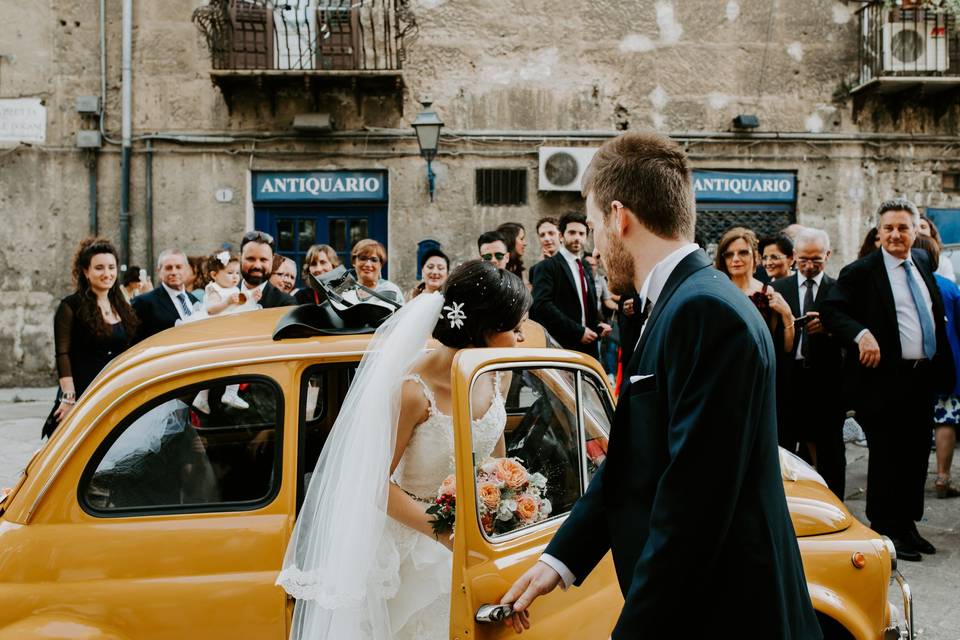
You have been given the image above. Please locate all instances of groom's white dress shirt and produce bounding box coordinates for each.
[540,242,700,589]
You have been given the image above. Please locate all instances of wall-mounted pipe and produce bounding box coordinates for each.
[145,140,154,273]
[119,0,132,266]
[87,150,98,235]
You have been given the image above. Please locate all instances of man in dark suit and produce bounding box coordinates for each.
[503,132,819,638]
[530,211,611,359]
[821,198,954,561]
[239,230,296,309]
[132,249,198,340]
[772,227,846,499]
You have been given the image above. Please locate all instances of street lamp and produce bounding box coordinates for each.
[411,100,444,202]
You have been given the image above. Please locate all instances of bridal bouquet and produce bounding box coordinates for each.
[427,458,552,537]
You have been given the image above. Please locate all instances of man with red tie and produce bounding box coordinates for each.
[530,210,612,359]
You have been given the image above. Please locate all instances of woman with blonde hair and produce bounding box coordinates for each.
[715,227,795,353]
[344,238,404,306]
[295,244,342,304]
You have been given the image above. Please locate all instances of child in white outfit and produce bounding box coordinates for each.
[191,251,251,412]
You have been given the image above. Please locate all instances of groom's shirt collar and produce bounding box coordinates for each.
[637,243,700,309]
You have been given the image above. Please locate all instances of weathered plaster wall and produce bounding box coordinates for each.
[4,0,960,386]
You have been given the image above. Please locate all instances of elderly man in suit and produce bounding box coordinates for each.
[821,198,954,561]
[239,231,296,309]
[530,211,611,359]
[502,132,819,638]
[772,227,846,499]
[132,249,197,339]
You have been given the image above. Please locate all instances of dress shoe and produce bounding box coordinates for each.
[885,534,922,562]
[907,526,936,555]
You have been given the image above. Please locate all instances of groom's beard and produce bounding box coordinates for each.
[603,229,636,296]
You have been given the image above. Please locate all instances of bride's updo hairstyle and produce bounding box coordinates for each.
[433,259,531,348]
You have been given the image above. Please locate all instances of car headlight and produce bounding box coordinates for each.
[881,535,897,572]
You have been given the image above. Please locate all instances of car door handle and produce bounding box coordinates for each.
[475,603,513,623]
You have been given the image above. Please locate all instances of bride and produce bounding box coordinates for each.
[277,259,532,639]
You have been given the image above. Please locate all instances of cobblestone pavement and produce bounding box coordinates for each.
[1,390,958,638]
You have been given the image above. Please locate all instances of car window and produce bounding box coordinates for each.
[81,377,283,515]
[472,367,609,539]
[297,363,357,510]
[580,375,611,483]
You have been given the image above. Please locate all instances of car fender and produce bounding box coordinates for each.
[807,582,875,640]
[0,616,131,640]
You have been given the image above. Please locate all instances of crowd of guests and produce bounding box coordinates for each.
[47,197,960,562]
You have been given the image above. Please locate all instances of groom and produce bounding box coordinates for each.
[501,133,821,638]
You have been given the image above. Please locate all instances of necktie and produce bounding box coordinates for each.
[800,279,815,360]
[902,260,936,359]
[177,292,194,317]
[575,258,590,320]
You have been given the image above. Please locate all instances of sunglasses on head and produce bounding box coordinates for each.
[481,252,506,262]
[242,230,275,249]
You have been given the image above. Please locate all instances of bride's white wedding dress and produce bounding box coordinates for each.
[276,293,507,640]
[385,373,506,639]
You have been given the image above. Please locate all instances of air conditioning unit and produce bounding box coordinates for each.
[882,15,948,72]
[538,147,598,192]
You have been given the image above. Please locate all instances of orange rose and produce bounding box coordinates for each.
[440,474,456,498]
[477,481,501,511]
[495,458,528,490]
[515,495,539,521]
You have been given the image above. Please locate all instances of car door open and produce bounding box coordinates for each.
[448,348,623,639]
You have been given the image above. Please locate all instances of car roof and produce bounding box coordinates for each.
[101,307,373,387]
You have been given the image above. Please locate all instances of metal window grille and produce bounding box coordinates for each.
[475,169,528,206]
[696,209,795,252]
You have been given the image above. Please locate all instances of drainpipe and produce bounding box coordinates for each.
[145,140,154,272]
[87,150,98,234]
[119,0,133,266]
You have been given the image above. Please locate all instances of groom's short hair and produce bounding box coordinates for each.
[582,132,696,241]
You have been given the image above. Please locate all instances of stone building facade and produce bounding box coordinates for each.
[2,0,960,385]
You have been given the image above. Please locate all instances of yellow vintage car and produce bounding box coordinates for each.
[0,307,911,639]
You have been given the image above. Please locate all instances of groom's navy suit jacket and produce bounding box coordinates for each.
[544,250,821,639]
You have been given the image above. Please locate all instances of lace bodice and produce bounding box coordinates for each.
[391,373,506,501]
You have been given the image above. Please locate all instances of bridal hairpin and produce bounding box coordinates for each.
[443,301,467,329]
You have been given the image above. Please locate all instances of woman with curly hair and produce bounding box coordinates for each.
[46,237,140,437]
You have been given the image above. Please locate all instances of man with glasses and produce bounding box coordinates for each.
[772,228,846,499]
[477,231,511,270]
[530,211,611,358]
[239,231,296,309]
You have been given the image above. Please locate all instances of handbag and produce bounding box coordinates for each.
[41,388,64,439]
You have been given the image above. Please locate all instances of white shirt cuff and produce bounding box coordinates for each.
[854,329,869,344]
[539,554,575,590]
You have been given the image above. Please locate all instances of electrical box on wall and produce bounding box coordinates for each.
[75,96,101,114]
[76,130,102,148]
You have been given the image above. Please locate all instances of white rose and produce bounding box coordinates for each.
[540,499,552,517]
[529,472,547,488]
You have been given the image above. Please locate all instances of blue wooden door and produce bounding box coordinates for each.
[255,206,388,285]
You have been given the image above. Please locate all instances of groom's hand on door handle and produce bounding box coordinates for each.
[499,561,562,633]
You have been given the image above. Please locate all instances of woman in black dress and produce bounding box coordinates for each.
[46,238,139,437]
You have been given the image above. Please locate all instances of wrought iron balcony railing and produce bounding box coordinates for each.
[193,0,416,73]
[854,1,960,93]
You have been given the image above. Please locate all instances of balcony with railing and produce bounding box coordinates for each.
[193,0,415,109]
[852,1,960,99]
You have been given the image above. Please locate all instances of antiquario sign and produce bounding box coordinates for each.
[0,98,46,144]
[253,171,388,202]
[693,170,796,203]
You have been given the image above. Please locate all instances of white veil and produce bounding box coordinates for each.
[276,292,445,640]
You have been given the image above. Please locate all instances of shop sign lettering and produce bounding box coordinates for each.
[693,170,796,202]
[254,171,387,202]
